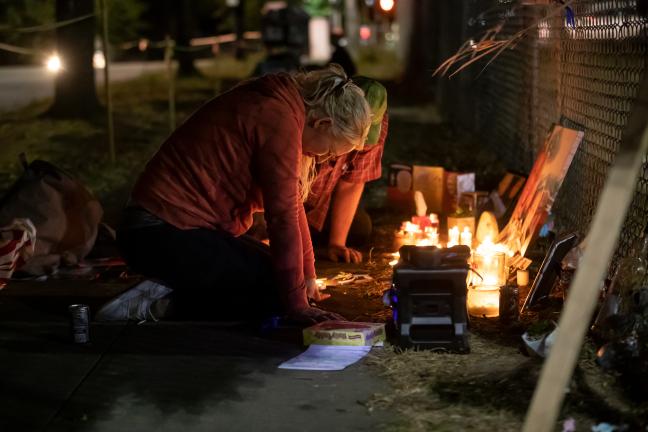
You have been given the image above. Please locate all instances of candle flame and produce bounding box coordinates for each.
[470,235,510,287]
[397,220,440,248]
[402,221,421,234]
[475,235,509,255]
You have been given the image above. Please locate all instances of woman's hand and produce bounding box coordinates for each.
[306,278,331,301]
[287,305,345,325]
[326,244,362,263]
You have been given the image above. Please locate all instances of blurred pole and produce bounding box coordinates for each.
[402,0,437,102]
[100,0,115,163]
[234,0,246,60]
[175,0,199,76]
[344,0,359,55]
[49,0,100,117]
[164,35,176,132]
[396,0,413,65]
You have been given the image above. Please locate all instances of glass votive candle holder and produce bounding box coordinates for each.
[467,285,500,318]
[471,251,507,287]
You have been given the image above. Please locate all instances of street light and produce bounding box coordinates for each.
[379,0,394,12]
[93,50,106,69]
[45,54,62,73]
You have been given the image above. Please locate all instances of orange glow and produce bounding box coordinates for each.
[447,226,459,248]
[389,217,516,319]
[460,227,472,247]
[395,220,440,249]
[467,286,500,317]
[470,235,509,287]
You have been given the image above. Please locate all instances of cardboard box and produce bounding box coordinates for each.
[386,163,415,211]
[387,163,413,189]
[458,191,490,214]
[412,165,445,214]
[447,215,476,235]
[303,321,386,346]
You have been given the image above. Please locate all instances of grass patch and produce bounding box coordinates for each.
[0,54,263,222]
[365,332,644,431]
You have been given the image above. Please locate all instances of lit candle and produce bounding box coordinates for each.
[467,286,500,317]
[517,269,529,287]
[447,226,459,248]
[404,221,419,234]
[426,227,439,247]
[460,227,472,247]
[418,238,432,246]
[471,250,506,286]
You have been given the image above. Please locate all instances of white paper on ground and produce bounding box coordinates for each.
[278,345,373,371]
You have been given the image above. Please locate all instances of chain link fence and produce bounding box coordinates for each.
[435,0,647,274]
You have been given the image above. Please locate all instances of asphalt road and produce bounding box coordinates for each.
[0,61,167,111]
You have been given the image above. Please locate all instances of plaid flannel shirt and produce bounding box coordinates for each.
[305,114,389,231]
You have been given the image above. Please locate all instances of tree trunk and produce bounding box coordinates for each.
[175,0,199,76]
[233,0,246,60]
[48,0,100,118]
[343,0,359,55]
[401,0,439,102]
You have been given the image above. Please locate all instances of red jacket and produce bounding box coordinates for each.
[131,74,314,311]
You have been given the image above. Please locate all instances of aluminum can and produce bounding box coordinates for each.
[69,304,90,344]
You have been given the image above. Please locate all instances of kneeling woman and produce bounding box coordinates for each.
[110,65,371,324]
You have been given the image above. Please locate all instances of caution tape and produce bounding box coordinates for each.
[0,13,94,34]
[0,42,39,56]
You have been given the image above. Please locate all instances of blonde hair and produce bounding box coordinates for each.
[300,155,317,202]
[294,64,372,200]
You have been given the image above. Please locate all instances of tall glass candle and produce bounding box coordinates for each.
[460,227,472,247]
[448,226,460,248]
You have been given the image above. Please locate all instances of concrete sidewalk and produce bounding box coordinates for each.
[0,281,389,432]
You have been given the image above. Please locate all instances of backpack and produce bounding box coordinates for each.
[0,155,103,275]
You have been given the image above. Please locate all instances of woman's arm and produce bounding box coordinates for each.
[298,202,316,280]
[257,147,309,312]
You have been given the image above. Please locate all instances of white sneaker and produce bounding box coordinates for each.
[95,280,173,322]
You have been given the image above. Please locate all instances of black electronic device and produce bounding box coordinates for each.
[522,232,579,311]
[260,5,309,51]
[385,245,471,353]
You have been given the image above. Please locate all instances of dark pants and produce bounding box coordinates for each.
[309,207,373,248]
[117,221,281,320]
